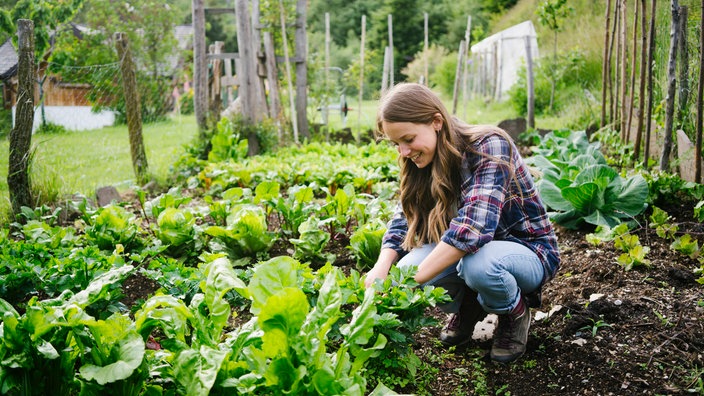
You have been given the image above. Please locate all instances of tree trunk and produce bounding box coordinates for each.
[388,14,394,88]
[115,32,149,185]
[601,0,613,128]
[660,0,679,172]
[8,19,35,216]
[294,0,309,140]
[192,0,209,137]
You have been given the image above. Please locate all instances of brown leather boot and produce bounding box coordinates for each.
[439,288,487,347]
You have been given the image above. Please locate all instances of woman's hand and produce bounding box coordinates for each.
[364,265,390,288]
[363,248,399,288]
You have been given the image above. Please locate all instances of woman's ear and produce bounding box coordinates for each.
[432,113,443,132]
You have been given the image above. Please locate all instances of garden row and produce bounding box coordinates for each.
[1,119,702,395]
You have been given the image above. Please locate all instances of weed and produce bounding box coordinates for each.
[580,317,613,337]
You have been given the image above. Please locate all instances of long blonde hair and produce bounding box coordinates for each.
[376,83,517,250]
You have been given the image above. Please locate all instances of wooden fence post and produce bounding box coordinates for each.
[452,39,465,115]
[525,35,535,130]
[8,19,35,216]
[696,0,704,183]
[388,14,394,88]
[192,0,209,137]
[626,0,640,141]
[358,14,366,138]
[279,0,298,143]
[634,0,648,162]
[660,0,679,172]
[423,12,428,86]
[263,31,283,138]
[295,0,309,140]
[676,5,689,128]
[644,0,657,168]
[115,32,149,185]
[601,0,613,128]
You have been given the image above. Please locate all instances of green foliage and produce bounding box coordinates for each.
[507,49,598,117]
[290,217,336,266]
[670,234,700,259]
[349,220,386,271]
[85,205,142,251]
[155,207,199,258]
[205,204,274,261]
[208,118,250,162]
[649,206,678,240]
[614,233,650,271]
[529,130,649,229]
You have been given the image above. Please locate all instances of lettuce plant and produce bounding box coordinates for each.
[290,217,336,266]
[155,207,199,257]
[538,164,649,229]
[85,205,141,251]
[205,204,274,260]
[348,220,387,271]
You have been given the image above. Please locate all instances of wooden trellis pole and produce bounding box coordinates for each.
[634,0,648,161]
[660,0,680,172]
[676,5,689,129]
[601,0,613,128]
[644,0,657,168]
[610,0,620,126]
[192,0,208,136]
[697,0,704,183]
[525,35,535,130]
[358,14,366,137]
[294,0,309,140]
[423,12,428,86]
[626,0,640,141]
[619,0,628,139]
[388,14,394,88]
[279,0,298,143]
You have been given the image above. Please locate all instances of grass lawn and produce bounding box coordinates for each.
[0,114,198,223]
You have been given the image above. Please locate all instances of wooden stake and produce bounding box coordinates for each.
[644,0,657,168]
[279,0,298,143]
[634,0,648,161]
[696,0,703,182]
[660,0,680,172]
[358,14,366,138]
[192,0,208,136]
[601,0,613,128]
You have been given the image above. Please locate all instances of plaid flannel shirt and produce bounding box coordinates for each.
[382,132,560,283]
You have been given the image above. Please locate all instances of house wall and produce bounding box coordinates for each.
[11,105,115,131]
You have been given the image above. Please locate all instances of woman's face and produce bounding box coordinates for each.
[382,116,442,169]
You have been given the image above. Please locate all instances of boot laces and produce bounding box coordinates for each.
[495,314,518,349]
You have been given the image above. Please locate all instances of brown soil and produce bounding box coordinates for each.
[120,199,704,396]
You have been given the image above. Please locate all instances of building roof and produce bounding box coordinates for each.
[0,39,18,81]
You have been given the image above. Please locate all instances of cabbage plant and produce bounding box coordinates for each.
[156,207,198,257]
[205,204,274,259]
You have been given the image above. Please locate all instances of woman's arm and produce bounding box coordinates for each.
[414,242,466,284]
[364,247,399,287]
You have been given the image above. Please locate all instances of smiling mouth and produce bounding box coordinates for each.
[410,153,421,161]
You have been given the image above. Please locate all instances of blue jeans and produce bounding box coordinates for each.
[396,241,545,315]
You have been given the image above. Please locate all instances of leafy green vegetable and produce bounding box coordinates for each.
[205,204,274,260]
[290,217,335,265]
[348,220,386,271]
[85,205,141,250]
[155,207,198,257]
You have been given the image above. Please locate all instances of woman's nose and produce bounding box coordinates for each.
[398,144,411,157]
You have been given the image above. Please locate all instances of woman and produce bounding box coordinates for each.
[364,83,560,363]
